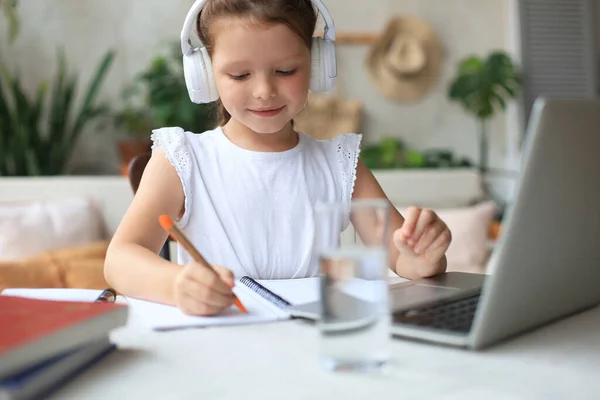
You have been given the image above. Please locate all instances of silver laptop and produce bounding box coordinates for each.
[388,97,600,349]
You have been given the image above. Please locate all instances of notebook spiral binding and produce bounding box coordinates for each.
[239,276,291,309]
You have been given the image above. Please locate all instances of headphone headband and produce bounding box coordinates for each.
[180,0,336,56]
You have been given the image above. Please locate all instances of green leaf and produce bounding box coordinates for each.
[7,73,36,175]
[154,104,173,127]
[178,98,195,129]
[2,0,20,43]
[71,49,115,139]
[448,50,520,122]
[498,82,516,98]
[406,150,425,167]
[458,57,483,74]
[491,92,506,110]
[359,146,383,169]
[49,49,68,145]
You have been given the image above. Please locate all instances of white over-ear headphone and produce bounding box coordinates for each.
[180,0,337,104]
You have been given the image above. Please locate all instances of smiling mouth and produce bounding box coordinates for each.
[248,106,285,117]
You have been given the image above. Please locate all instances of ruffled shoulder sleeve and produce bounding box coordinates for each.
[333,133,362,204]
[150,127,193,227]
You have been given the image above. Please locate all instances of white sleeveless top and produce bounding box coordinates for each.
[151,126,361,279]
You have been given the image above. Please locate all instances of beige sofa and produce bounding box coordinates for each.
[0,169,491,274]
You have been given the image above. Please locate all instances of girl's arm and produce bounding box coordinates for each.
[104,148,186,304]
[351,160,450,279]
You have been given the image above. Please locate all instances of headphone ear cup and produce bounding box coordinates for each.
[322,39,336,92]
[310,37,336,92]
[200,47,219,103]
[183,47,219,104]
[310,37,324,92]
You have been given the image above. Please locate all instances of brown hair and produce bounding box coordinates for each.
[196,0,318,126]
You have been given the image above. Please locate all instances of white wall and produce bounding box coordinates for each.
[1,0,511,175]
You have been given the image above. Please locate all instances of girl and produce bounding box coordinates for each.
[104,0,452,316]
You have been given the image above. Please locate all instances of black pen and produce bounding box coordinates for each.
[95,288,117,303]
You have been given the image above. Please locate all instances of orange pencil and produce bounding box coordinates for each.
[158,214,247,314]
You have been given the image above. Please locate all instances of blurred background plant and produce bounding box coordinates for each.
[448,51,521,220]
[0,0,115,176]
[112,42,217,172]
[0,50,115,176]
[448,51,521,175]
[1,0,19,43]
[360,137,472,170]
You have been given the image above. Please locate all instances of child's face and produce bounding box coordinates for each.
[210,17,311,135]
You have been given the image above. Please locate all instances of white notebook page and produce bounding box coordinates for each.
[256,277,320,305]
[125,283,290,330]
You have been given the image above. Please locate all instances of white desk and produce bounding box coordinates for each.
[50,305,600,400]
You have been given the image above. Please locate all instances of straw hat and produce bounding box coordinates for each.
[366,16,443,102]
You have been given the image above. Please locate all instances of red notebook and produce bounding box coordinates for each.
[0,296,128,379]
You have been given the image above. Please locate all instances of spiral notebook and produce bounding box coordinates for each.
[125,277,321,331]
[239,276,321,320]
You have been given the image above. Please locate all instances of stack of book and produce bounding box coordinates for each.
[0,293,128,399]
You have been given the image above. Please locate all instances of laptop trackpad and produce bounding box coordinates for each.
[390,284,461,312]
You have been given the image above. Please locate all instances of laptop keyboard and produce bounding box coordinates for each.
[392,293,481,334]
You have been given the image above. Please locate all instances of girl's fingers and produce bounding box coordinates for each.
[393,229,418,257]
[213,265,235,288]
[186,263,234,297]
[401,207,421,238]
[178,291,223,316]
[414,222,444,254]
[408,209,437,246]
[429,229,452,253]
[420,230,452,263]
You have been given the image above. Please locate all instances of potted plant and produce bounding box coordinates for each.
[113,43,217,174]
[0,49,115,176]
[0,0,114,176]
[360,137,472,170]
[448,51,521,176]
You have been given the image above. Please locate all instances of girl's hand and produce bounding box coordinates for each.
[173,261,235,316]
[393,206,452,276]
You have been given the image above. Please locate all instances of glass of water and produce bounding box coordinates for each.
[314,199,392,372]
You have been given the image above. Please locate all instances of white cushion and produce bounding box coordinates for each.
[0,197,105,261]
[436,201,496,268]
[0,177,133,237]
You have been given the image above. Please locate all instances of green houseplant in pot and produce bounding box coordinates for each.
[1,0,114,176]
[448,51,521,176]
[0,49,115,176]
[113,43,217,173]
[448,51,521,222]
